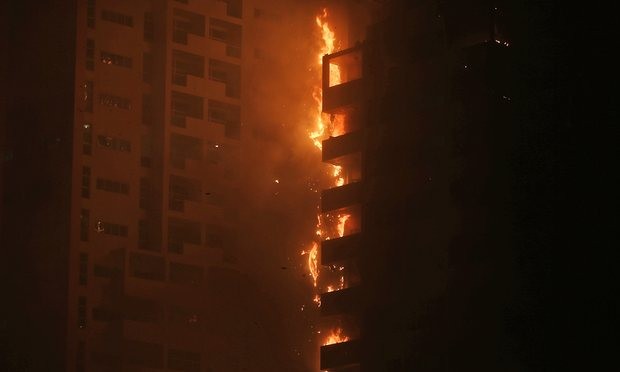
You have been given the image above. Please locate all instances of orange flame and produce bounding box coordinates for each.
[323,328,349,346]
[337,214,350,238]
[309,9,342,150]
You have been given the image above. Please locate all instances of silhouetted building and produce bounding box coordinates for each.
[315,0,573,371]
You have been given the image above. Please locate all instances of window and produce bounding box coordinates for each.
[142,93,153,124]
[87,0,95,28]
[171,91,203,127]
[101,10,133,27]
[99,93,131,109]
[209,18,242,58]
[168,217,202,254]
[168,349,200,372]
[172,50,204,86]
[170,133,201,169]
[83,81,93,113]
[142,53,153,84]
[79,253,88,286]
[99,222,128,237]
[144,12,154,41]
[169,175,201,211]
[97,135,131,152]
[100,51,132,68]
[208,59,241,98]
[208,100,240,139]
[82,123,92,155]
[78,296,87,329]
[86,39,95,71]
[129,253,165,281]
[139,177,149,210]
[139,219,149,250]
[169,262,203,286]
[218,0,242,19]
[205,224,225,248]
[172,9,205,44]
[96,178,129,194]
[81,166,91,198]
[80,209,89,241]
[141,135,152,167]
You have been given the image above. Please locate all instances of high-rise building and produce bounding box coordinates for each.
[2,1,293,371]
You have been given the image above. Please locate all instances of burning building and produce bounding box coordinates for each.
[310,0,571,371]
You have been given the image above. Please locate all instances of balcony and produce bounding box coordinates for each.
[322,45,364,113]
[321,233,361,266]
[320,286,361,317]
[320,339,361,371]
[322,131,362,164]
[321,182,362,213]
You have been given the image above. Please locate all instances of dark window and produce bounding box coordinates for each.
[83,81,93,113]
[142,93,153,124]
[139,177,149,210]
[101,51,132,68]
[218,0,242,19]
[171,91,203,127]
[168,349,200,372]
[172,9,205,44]
[208,99,240,139]
[168,217,202,254]
[96,178,129,194]
[99,93,131,109]
[169,262,203,286]
[97,135,131,152]
[86,39,95,71]
[78,296,87,329]
[87,0,95,28]
[209,18,242,58]
[139,219,149,250]
[144,12,154,41]
[98,221,128,237]
[79,253,88,286]
[141,135,152,167]
[101,10,133,27]
[208,59,240,98]
[172,50,204,86]
[129,253,165,281]
[170,133,201,169]
[82,123,92,155]
[142,53,153,84]
[169,175,201,211]
[80,209,89,241]
[81,166,91,198]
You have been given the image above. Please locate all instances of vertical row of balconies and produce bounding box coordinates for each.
[319,44,366,372]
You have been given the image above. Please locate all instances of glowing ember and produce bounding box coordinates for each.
[323,328,349,346]
[313,294,321,307]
